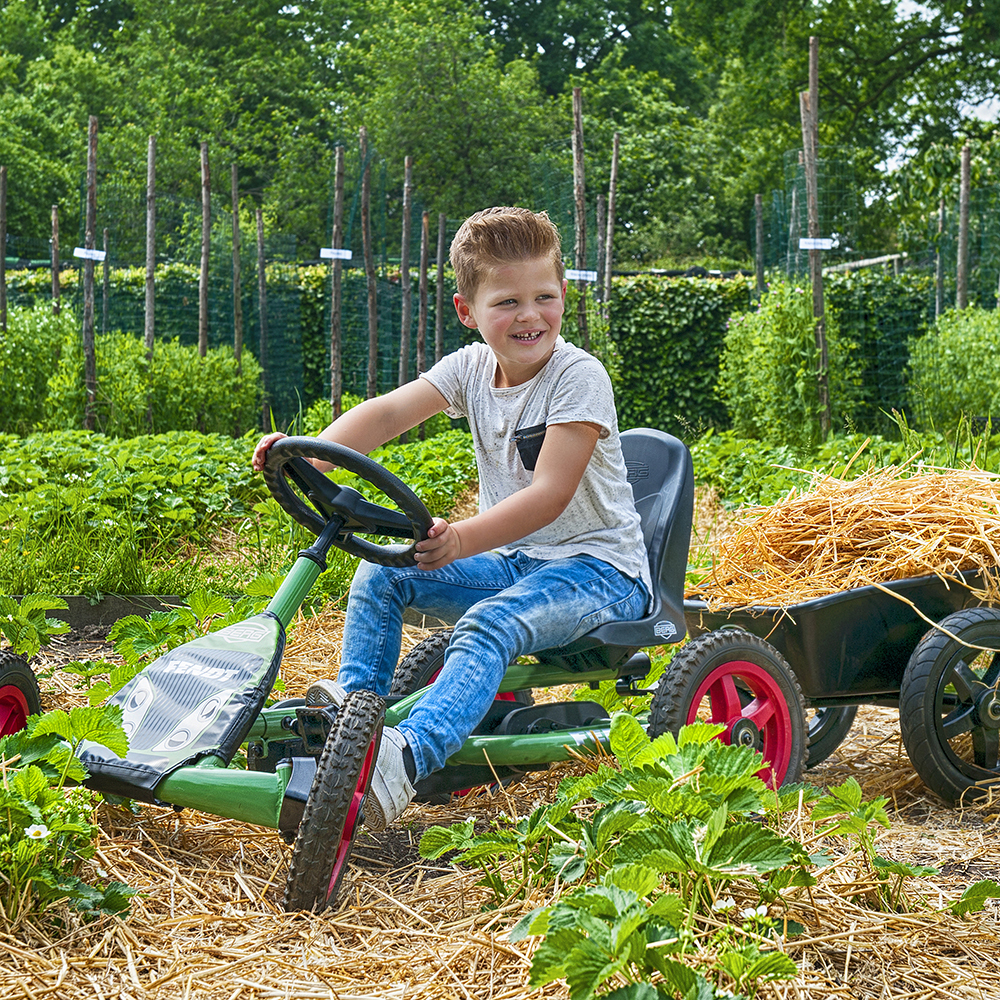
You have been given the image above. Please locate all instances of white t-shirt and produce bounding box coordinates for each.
[421,338,652,594]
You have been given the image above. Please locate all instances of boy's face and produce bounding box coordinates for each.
[453,256,567,387]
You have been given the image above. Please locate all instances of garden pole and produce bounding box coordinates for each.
[935,197,944,318]
[144,136,155,357]
[0,165,7,334]
[231,163,243,373]
[82,116,98,431]
[800,36,830,438]
[957,144,970,310]
[199,141,210,357]
[417,209,429,440]
[101,228,109,335]
[572,87,589,352]
[435,212,445,363]
[755,194,765,294]
[51,205,60,316]
[603,132,619,314]
[330,143,345,420]
[256,207,269,432]
[595,194,606,303]
[398,155,413,390]
[360,127,378,400]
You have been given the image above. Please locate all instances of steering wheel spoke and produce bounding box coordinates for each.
[263,438,433,567]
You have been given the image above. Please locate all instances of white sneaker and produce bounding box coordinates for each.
[364,727,416,832]
[305,679,347,707]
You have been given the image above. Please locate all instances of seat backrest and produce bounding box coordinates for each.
[579,427,694,649]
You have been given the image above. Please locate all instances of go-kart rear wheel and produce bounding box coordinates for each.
[805,706,857,769]
[0,652,42,736]
[282,689,385,912]
[648,629,807,787]
[900,607,1000,804]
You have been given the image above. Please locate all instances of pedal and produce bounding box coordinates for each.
[495,700,609,736]
[615,676,658,697]
[293,704,339,755]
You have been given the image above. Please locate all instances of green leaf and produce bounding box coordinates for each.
[609,712,650,769]
[417,819,476,859]
[949,878,1000,917]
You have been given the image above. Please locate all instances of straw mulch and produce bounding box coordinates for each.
[690,461,1000,610]
[4,611,999,999]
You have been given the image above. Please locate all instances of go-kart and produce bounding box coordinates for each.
[1,428,819,912]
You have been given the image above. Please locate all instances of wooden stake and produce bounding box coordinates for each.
[0,165,6,334]
[231,163,242,372]
[800,36,830,438]
[957,144,970,310]
[82,116,98,431]
[199,141,210,356]
[102,227,109,335]
[595,193,606,302]
[360,127,378,399]
[144,136,155,356]
[572,87,589,352]
[398,155,413,388]
[256,207,269,432]
[435,212,446,364]
[755,193,765,293]
[935,197,944,319]
[330,144,345,420]
[51,204,60,317]
[417,210,429,440]
[603,132,619,311]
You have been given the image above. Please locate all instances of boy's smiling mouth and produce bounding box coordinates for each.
[512,330,544,341]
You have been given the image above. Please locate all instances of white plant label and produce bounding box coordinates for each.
[321,247,352,260]
[73,247,107,261]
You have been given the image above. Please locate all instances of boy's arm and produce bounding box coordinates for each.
[414,420,601,571]
[252,379,448,471]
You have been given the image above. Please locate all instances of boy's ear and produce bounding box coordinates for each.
[453,292,478,329]
[561,279,567,301]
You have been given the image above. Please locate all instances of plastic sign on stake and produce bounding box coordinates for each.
[565,269,598,281]
[320,248,353,260]
[798,238,833,250]
[73,247,107,262]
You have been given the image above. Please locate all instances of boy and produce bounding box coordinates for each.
[252,206,650,830]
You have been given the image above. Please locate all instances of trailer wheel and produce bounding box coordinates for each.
[649,629,807,787]
[0,652,42,737]
[282,689,384,912]
[805,706,857,769]
[900,607,1000,804]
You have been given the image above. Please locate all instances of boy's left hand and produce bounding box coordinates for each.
[414,517,463,571]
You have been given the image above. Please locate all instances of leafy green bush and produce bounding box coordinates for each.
[0,704,137,922]
[608,274,753,436]
[0,303,79,435]
[718,279,866,448]
[45,330,262,437]
[907,307,1000,431]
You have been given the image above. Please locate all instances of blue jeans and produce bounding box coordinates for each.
[336,551,649,780]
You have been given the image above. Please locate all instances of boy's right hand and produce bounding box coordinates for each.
[252,432,287,472]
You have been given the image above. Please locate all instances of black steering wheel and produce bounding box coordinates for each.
[262,437,433,567]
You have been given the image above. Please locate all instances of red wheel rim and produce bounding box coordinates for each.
[684,660,794,788]
[325,733,379,901]
[0,683,31,737]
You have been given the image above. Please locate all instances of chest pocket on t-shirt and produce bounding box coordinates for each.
[513,423,547,471]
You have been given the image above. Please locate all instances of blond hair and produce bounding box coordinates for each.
[450,207,564,300]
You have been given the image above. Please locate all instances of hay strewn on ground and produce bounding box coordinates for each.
[5,609,998,999]
[690,463,1000,610]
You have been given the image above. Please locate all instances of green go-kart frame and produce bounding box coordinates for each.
[6,429,813,912]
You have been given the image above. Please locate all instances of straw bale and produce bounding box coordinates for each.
[690,463,1000,610]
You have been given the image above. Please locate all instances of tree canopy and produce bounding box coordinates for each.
[0,0,997,264]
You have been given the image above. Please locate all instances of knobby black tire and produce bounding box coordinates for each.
[282,689,385,913]
[805,706,857,769]
[391,628,533,706]
[0,652,42,736]
[648,629,807,787]
[899,606,1000,804]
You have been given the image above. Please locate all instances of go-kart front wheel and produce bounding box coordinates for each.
[648,629,807,787]
[0,652,42,736]
[282,689,385,912]
[900,607,1000,804]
